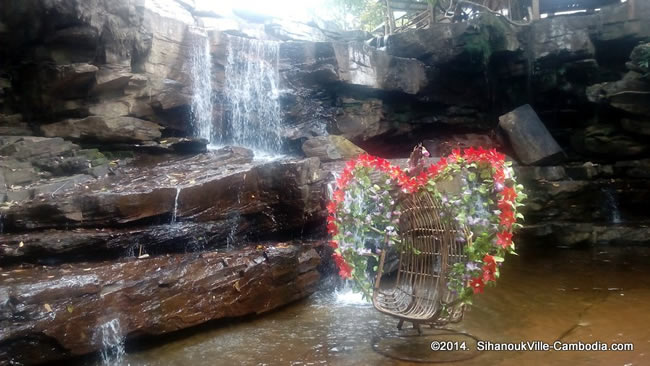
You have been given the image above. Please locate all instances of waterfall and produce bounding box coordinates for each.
[189,29,215,143]
[171,187,181,224]
[602,187,622,224]
[96,319,125,366]
[224,35,283,154]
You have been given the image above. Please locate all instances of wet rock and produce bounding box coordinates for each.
[621,118,650,136]
[4,174,95,204]
[335,98,384,140]
[90,66,133,95]
[614,159,650,179]
[521,222,650,247]
[0,222,239,264]
[0,150,324,233]
[383,22,473,62]
[515,166,567,182]
[531,16,595,64]
[564,162,614,180]
[0,243,321,365]
[158,137,209,154]
[422,134,500,157]
[47,63,99,97]
[498,105,565,165]
[571,125,647,158]
[0,114,32,136]
[40,116,163,144]
[302,135,365,162]
[586,72,650,116]
[0,137,78,162]
[333,42,427,94]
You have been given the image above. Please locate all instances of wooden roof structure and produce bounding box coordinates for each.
[380,0,627,35]
[540,0,620,14]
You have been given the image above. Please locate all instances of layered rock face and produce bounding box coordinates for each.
[0,243,321,365]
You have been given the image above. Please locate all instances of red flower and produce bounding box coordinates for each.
[336,171,352,188]
[501,186,517,202]
[493,168,506,185]
[483,254,496,266]
[332,189,344,204]
[499,209,516,228]
[497,199,512,212]
[483,254,496,272]
[326,201,337,214]
[332,252,352,279]
[427,164,440,178]
[435,157,448,173]
[496,231,513,249]
[482,267,496,282]
[470,277,485,294]
[416,171,428,186]
[327,215,339,235]
[329,240,338,249]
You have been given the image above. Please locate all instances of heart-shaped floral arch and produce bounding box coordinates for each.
[327,147,526,304]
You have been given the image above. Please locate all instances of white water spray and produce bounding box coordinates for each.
[189,29,214,143]
[96,318,125,366]
[334,281,370,306]
[171,187,181,224]
[224,35,283,154]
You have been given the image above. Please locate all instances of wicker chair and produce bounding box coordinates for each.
[372,190,470,333]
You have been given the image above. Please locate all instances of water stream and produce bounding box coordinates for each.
[171,187,181,224]
[189,29,215,143]
[224,35,283,154]
[96,319,126,366]
[602,187,622,224]
[95,244,650,365]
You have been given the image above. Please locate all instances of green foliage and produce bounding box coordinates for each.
[327,0,384,31]
[459,13,510,67]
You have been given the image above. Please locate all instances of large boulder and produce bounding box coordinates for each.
[40,116,163,143]
[498,105,565,165]
[0,243,321,365]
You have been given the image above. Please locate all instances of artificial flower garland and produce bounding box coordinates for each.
[327,147,526,304]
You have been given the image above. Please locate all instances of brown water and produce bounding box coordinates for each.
[110,245,650,366]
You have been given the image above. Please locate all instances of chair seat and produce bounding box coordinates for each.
[371,190,469,327]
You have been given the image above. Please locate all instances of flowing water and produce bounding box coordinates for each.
[189,29,215,143]
[171,187,181,224]
[100,244,650,365]
[224,35,283,154]
[602,187,623,224]
[95,318,126,366]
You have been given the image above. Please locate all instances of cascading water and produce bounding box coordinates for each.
[189,29,215,143]
[224,35,283,154]
[171,187,181,224]
[95,318,125,366]
[602,187,622,224]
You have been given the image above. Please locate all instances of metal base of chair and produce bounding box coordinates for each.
[371,326,481,363]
